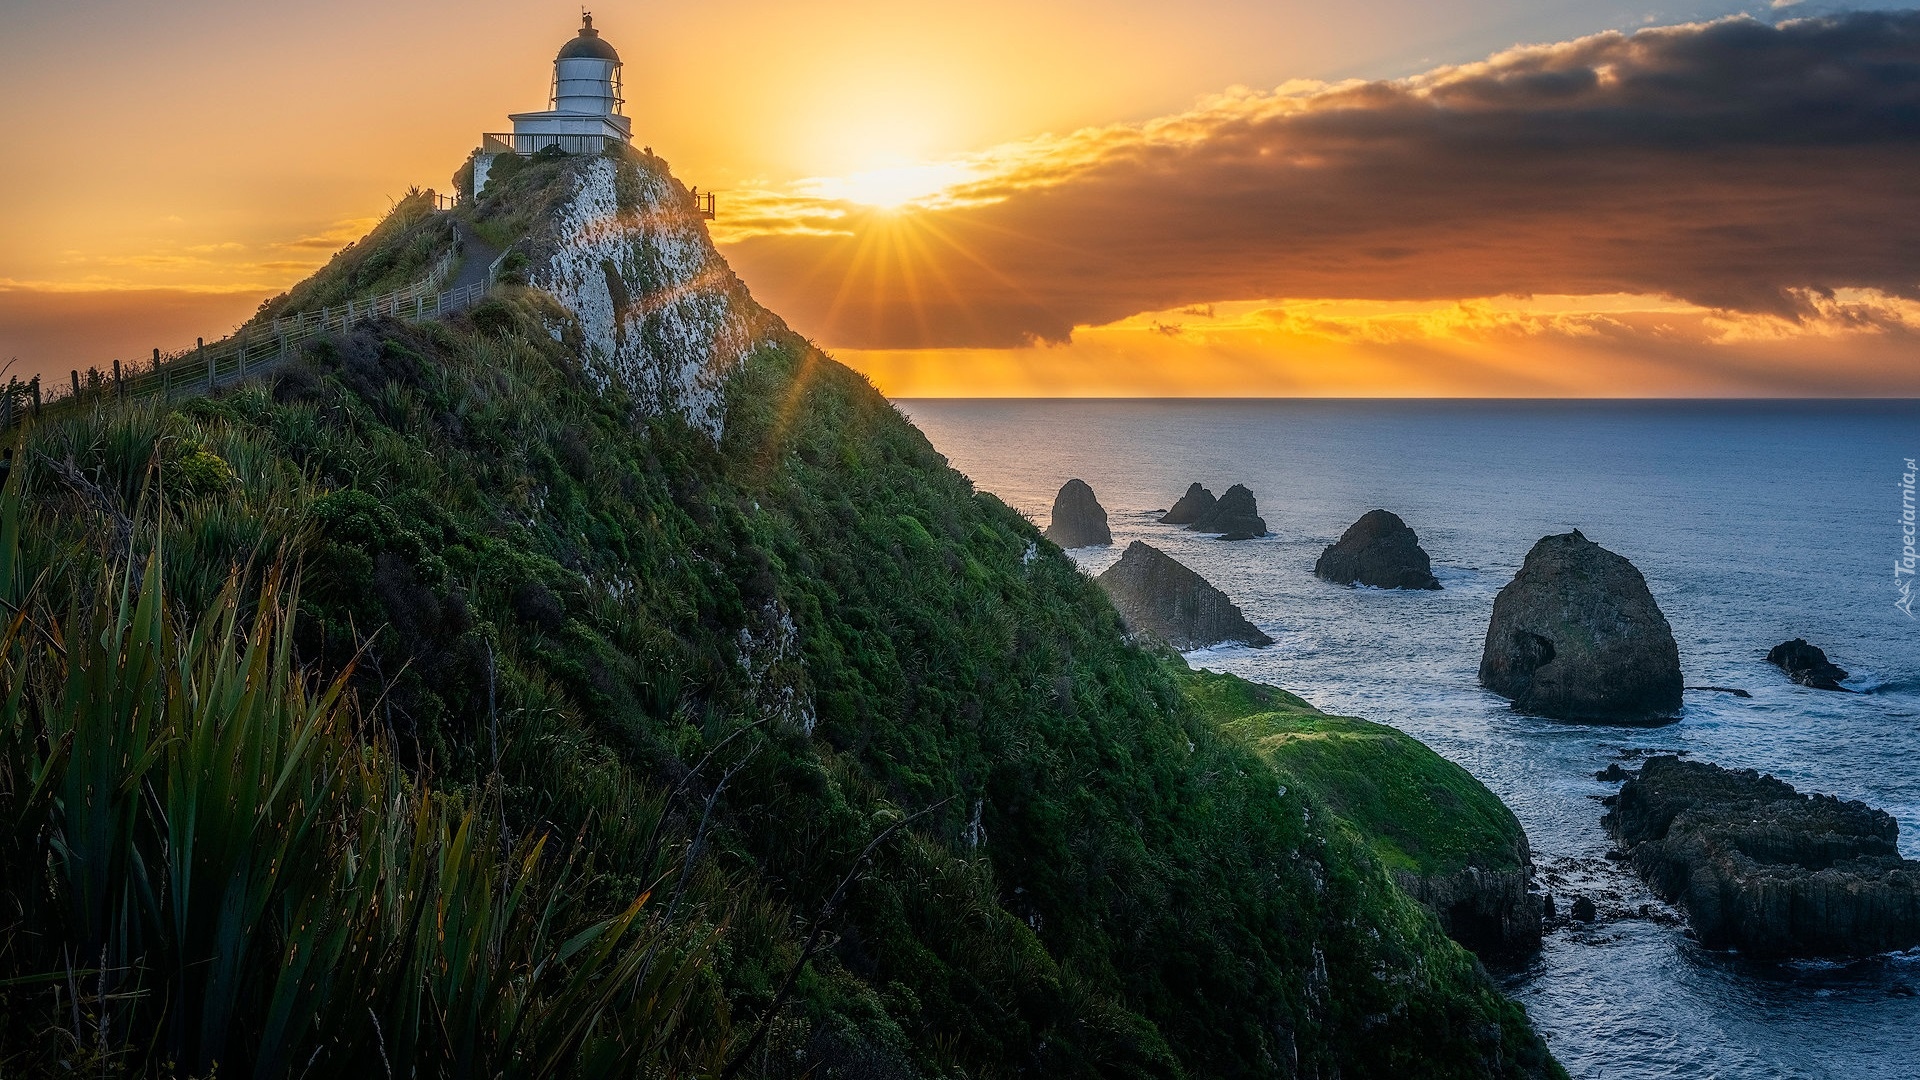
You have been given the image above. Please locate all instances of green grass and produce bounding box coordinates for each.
[1186,669,1528,876]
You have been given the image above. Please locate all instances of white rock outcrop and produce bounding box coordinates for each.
[532,156,778,439]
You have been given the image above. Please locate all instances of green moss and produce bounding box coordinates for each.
[1186,669,1528,876]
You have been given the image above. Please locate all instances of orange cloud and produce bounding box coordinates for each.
[725,13,1920,355]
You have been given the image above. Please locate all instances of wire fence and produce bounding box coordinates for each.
[3,246,512,435]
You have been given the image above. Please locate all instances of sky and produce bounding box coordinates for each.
[2,0,1918,396]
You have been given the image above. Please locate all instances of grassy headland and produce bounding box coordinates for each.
[0,150,1560,1078]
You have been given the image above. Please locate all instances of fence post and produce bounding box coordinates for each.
[30,376,41,417]
[201,337,211,389]
[113,358,122,398]
[71,370,80,399]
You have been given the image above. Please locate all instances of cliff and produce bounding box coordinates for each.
[0,148,1559,1079]
[1190,671,1542,958]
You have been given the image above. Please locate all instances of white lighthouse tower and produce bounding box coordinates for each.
[472,14,633,194]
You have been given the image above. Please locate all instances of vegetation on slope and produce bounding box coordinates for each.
[1186,670,1530,877]
[1,167,1559,1079]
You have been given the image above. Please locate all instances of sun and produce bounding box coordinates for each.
[799,161,978,211]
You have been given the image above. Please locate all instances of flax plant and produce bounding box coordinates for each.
[0,461,730,1077]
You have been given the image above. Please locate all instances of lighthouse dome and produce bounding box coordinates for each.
[557,14,621,62]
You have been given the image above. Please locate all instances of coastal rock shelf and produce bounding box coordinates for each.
[1479,530,1683,725]
[1096,541,1273,650]
[1314,509,1442,590]
[1044,478,1112,548]
[1605,756,1920,957]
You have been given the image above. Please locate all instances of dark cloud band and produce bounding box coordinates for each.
[726,12,1920,349]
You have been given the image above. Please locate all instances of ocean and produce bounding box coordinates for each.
[897,399,1920,1080]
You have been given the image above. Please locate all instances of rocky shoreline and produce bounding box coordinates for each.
[1604,756,1920,958]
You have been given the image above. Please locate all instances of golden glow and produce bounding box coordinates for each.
[797,162,981,210]
[3,2,1912,396]
[830,292,1920,398]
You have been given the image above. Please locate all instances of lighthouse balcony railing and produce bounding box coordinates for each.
[482,132,619,156]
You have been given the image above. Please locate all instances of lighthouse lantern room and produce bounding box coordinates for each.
[472,13,633,195]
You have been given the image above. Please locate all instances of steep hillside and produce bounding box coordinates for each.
[0,147,1559,1079]
[1189,671,1543,956]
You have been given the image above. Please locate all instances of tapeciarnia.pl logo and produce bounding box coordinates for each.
[1898,457,1916,618]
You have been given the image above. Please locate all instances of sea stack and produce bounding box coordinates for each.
[1096,541,1273,649]
[1188,484,1267,540]
[1159,483,1217,525]
[1767,639,1851,691]
[1044,479,1112,548]
[1606,756,1920,957]
[1479,530,1682,724]
[1314,510,1442,590]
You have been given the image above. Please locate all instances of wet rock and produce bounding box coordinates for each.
[1767,639,1852,692]
[1687,685,1753,698]
[1542,892,1557,920]
[1314,509,1442,590]
[1478,530,1683,725]
[1394,865,1543,958]
[1187,483,1268,540]
[1605,756,1920,958]
[1596,763,1631,783]
[1044,479,1111,548]
[1570,896,1598,923]
[1096,541,1273,650]
[1159,483,1217,525]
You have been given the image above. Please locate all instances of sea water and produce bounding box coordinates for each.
[898,399,1920,1079]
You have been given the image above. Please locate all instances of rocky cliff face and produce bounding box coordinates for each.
[1045,478,1112,547]
[1606,756,1920,957]
[520,154,786,439]
[1096,541,1272,649]
[1479,530,1682,724]
[1315,509,1441,590]
[1393,864,1541,959]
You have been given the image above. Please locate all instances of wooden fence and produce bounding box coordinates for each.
[3,246,511,435]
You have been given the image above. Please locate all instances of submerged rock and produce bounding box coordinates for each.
[1606,756,1920,957]
[1767,638,1851,691]
[1044,479,1112,548]
[1096,541,1272,649]
[1159,483,1217,525]
[1187,483,1268,540]
[1314,509,1441,590]
[1478,530,1683,725]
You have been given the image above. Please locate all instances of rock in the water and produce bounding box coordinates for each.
[1044,479,1112,548]
[1096,541,1272,649]
[1478,530,1682,725]
[1767,638,1851,692]
[1569,896,1598,923]
[1159,483,1217,525]
[1314,509,1441,590]
[1605,756,1920,957]
[1595,763,1630,783]
[1187,483,1267,540]
[1687,685,1752,698]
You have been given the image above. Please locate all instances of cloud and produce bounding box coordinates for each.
[723,12,1920,349]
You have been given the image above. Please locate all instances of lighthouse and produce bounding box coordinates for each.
[472,14,633,194]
